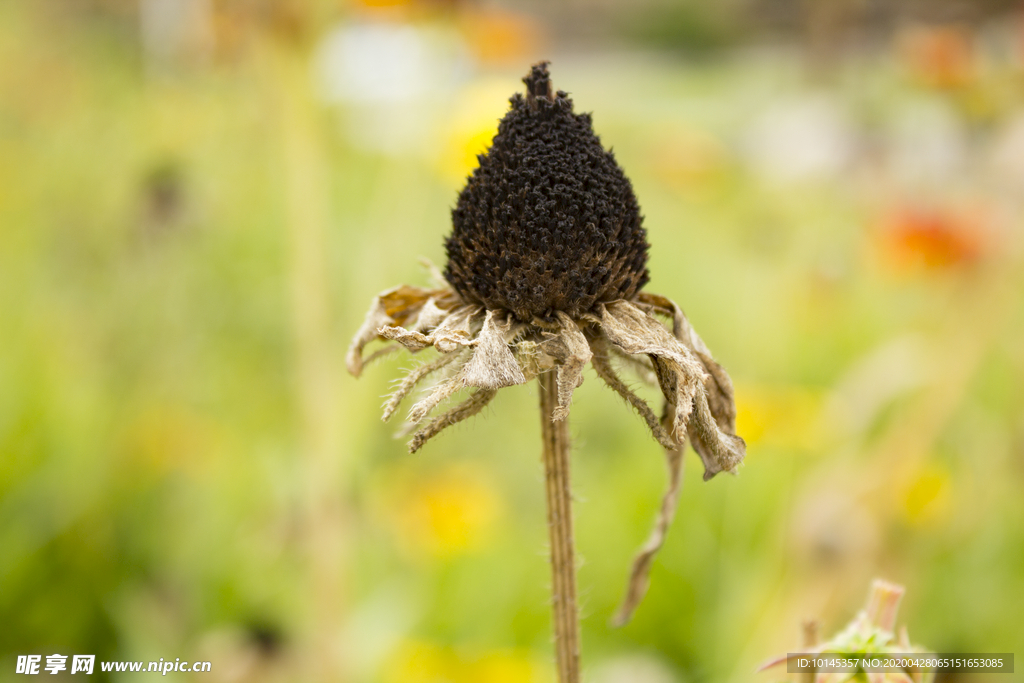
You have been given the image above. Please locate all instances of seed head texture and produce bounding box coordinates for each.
[445,62,650,321]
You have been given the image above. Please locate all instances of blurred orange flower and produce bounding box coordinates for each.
[876,205,986,271]
[457,8,542,66]
[898,24,975,89]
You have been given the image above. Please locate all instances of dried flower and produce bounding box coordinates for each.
[759,579,935,683]
[348,62,745,637]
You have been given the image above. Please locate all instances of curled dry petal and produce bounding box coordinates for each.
[601,301,704,437]
[378,304,483,354]
[543,312,592,421]
[378,325,435,351]
[687,385,746,480]
[347,296,392,377]
[429,304,482,352]
[462,310,527,390]
[638,292,737,432]
[347,285,450,374]
[590,340,676,450]
[604,298,745,480]
[408,373,468,424]
[650,355,700,444]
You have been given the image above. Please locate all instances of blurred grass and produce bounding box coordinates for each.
[2,3,1024,683]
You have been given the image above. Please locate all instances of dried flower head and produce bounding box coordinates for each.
[347,62,745,624]
[759,579,936,683]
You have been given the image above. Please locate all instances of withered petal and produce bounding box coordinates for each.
[590,339,676,450]
[686,389,745,480]
[462,310,527,390]
[543,312,592,421]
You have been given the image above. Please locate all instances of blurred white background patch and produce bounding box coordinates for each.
[743,96,856,184]
[315,20,470,156]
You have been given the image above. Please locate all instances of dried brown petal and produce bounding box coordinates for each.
[600,301,705,440]
[378,325,435,352]
[462,310,527,390]
[590,339,676,450]
[347,295,393,377]
[542,312,592,421]
[686,389,745,480]
[638,292,737,432]
[431,305,483,353]
[408,373,468,424]
[410,298,451,333]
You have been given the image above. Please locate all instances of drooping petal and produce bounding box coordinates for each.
[347,295,393,377]
[408,374,468,424]
[541,312,592,421]
[624,295,746,480]
[590,339,676,450]
[638,292,737,433]
[650,355,701,441]
[600,301,705,440]
[686,388,745,480]
[462,310,527,390]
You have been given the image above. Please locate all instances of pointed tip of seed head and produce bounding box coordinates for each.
[524,61,553,102]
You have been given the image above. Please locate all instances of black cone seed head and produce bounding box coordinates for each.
[444,62,650,322]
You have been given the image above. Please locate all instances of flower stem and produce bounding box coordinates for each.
[539,371,580,683]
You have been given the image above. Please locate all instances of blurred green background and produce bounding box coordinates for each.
[2,0,1023,681]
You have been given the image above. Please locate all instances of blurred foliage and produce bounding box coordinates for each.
[1,2,1024,683]
[619,1,743,56]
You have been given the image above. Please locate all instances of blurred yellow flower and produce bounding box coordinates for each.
[435,79,518,185]
[735,384,822,452]
[388,462,503,560]
[901,464,951,527]
[382,640,550,683]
